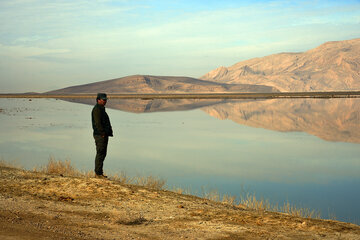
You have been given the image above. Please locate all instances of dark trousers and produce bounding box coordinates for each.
[94,135,109,175]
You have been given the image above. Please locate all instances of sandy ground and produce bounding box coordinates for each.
[0,166,359,240]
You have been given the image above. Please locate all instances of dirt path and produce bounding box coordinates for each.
[1,166,359,239]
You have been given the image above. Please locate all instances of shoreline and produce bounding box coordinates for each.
[1,164,359,239]
[1,91,360,99]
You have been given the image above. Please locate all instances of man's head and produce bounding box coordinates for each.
[96,93,108,106]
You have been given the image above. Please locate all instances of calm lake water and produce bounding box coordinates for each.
[0,97,359,224]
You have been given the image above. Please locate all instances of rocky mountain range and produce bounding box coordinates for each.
[201,38,360,92]
[48,38,360,94]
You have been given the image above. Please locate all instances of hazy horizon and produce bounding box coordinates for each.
[1,0,360,93]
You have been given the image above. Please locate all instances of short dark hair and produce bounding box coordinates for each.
[96,93,107,100]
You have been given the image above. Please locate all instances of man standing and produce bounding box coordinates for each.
[92,93,113,178]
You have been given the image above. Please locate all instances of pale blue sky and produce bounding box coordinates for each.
[0,0,359,93]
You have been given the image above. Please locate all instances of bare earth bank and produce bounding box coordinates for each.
[0,166,359,240]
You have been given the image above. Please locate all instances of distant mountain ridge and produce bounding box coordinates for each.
[201,38,360,92]
[47,75,279,94]
[48,38,360,94]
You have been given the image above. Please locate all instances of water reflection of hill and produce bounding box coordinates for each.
[202,98,360,143]
[65,98,230,113]
[67,98,360,143]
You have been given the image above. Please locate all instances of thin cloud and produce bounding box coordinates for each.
[0,0,360,92]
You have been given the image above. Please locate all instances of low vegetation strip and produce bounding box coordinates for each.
[1,159,360,239]
[33,159,321,219]
[1,91,360,99]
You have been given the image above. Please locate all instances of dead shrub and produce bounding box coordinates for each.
[34,156,80,177]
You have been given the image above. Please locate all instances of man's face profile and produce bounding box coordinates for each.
[98,98,107,106]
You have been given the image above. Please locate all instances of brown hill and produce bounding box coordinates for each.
[47,75,279,94]
[200,38,360,91]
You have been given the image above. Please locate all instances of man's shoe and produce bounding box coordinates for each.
[95,174,108,179]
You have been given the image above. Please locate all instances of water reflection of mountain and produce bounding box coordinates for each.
[65,98,231,113]
[67,98,360,143]
[202,98,360,143]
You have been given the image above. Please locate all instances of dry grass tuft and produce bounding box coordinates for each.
[81,170,96,179]
[112,171,133,185]
[111,172,166,190]
[0,158,23,169]
[239,193,271,211]
[34,156,80,177]
[31,158,167,190]
[201,188,236,205]
[279,201,321,219]
[198,188,321,219]
[114,207,147,225]
[202,188,221,202]
[327,210,337,221]
[171,186,192,195]
[222,194,237,205]
[238,193,321,219]
[135,175,166,190]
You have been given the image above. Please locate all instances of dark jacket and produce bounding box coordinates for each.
[92,103,113,137]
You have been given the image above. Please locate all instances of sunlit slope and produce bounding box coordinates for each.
[201,38,360,92]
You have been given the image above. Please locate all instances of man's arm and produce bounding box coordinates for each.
[93,107,106,136]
